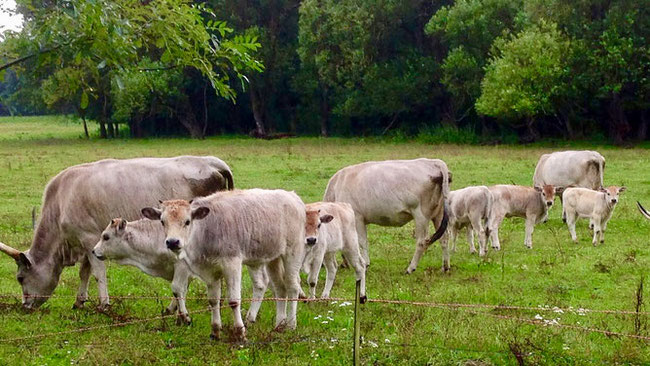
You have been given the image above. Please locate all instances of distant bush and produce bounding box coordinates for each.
[416,125,481,145]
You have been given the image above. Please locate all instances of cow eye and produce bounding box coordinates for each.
[17,276,24,284]
[318,223,321,228]
[102,234,110,241]
[161,220,165,227]
[185,220,190,226]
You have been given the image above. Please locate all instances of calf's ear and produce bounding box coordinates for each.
[599,187,608,193]
[556,187,565,194]
[320,214,334,224]
[191,207,210,220]
[619,186,627,193]
[118,219,127,231]
[534,186,542,192]
[141,207,162,220]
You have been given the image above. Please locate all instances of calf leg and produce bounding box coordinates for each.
[246,265,269,323]
[471,215,487,257]
[466,228,476,253]
[321,252,338,299]
[207,279,223,340]
[406,209,432,274]
[171,263,192,325]
[283,250,303,330]
[88,254,110,310]
[488,214,504,250]
[566,211,578,242]
[307,252,324,299]
[74,257,92,309]
[224,261,245,341]
[341,241,366,301]
[592,218,602,246]
[266,258,287,329]
[524,216,536,249]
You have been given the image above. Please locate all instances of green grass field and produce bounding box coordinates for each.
[1,116,650,365]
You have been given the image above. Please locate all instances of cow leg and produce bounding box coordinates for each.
[266,258,287,329]
[355,217,370,267]
[566,211,578,243]
[74,256,92,309]
[592,218,602,246]
[87,254,110,310]
[466,228,476,253]
[524,216,535,249]
[171,264,192,325]
[224,260,245,341]
[406,209,432,274]
[246,265,269,324]
[207,278,223,340]
[307,252,323,299]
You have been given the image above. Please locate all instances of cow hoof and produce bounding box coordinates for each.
[274,322,287,333]
[469,250,477,255]
[210,332,220,341]
[176,314,192,326]
[441,266,450,273]
[96,303,111,313]
[359,295,367,304]
[72,299,86,310]
[404,268,415,274]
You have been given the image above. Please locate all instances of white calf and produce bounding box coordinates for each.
[447,186,493,257]
[562,186,626,245]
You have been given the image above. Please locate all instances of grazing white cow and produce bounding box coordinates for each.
[487,185,561,249]
[323,158,450,273]
[447,186,493,257]
[0,156,233,309]
[141,189,306,341]
[301,202,366,300]
[639,202,650,220]
[562,186,626,245]
[533,150,605,193]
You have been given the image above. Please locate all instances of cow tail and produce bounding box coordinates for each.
[599,159,605,189]
[484,190,494,239]
[427,166,451,245]
[220,168,234,190]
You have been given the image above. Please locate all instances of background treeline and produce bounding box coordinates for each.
[0,0,648,144]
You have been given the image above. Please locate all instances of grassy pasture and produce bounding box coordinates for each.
[1,116,650,365]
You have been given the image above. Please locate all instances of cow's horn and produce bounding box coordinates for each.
[0,242,21,260]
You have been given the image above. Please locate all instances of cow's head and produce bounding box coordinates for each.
[0,242,58,309]
[92,218,128,261]
[534,184,558,207]
[600,186,626,205]
[304,209,334,246]
[141,200,210,253]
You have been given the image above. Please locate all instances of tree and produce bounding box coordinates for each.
[476,22,572,140]
[1,0,262,138]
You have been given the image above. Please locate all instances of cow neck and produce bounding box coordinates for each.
[28,208,63,264]
[125,220,167,257]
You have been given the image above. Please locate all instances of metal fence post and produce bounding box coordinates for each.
[353,279,361,365]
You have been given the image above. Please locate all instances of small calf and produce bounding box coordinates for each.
[447,186,493,257]
[92,218,268,325]
[487,184,561,249]
[302,202,366,301]
[562,186,626,245]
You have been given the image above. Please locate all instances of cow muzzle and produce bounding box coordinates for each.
[611,199,617,204]
[546,201,553,207]
[306,237,317,246]
[166,238,181,252]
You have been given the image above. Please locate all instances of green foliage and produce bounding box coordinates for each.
[476,21,572,121]
[417,124,481,145]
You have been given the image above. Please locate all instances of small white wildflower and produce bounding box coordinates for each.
[327,316,334,321]
[314,315,322,320]
[342,328,347,331]
[553,307,564,314]
[563,345,570,350]
[534,314,544,320]
[327,310,334,314]
[331,301,338,305]
[339,301,352,307]
[331,338,338,343]
[384,339,391,343]
[321,321,329,324]
[368,341,378,348]
[328,345,334,349]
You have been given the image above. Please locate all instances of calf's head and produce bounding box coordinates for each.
[141,200,210,253]
[92,218,128,261]
[304,209,334,246]
[534,185,560,207]
[600,186,626,205]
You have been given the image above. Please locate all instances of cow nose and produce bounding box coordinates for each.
[546,201,553,206]
[166,238,181,251]
[612,199,617,203]
[306,237,317,246]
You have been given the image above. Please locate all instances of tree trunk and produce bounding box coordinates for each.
[320,86,330,137]
[114,123,119,137]
[80,110,89,139]
[99,120,107,138]
[178,98,204,139]
[638,110,648,141]
[523,116,538,142]
[608,93,630,145]
[249,80,266,137]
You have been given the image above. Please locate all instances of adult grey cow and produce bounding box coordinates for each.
[533,150,605,193]
[323,158,450,273]
[141,189,306,341]
[0,156,233,309]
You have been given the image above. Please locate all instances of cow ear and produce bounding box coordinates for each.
[111,218,116,225]
[556,187,565,194]
[118,219,127,231]
[599,187,607,193]
[619,186,626,193]
[141,207,162,220]
[320,214,334,224]
[189,199,193,204]
[158,200,163,204]
[192,207,210,220]
[534,186,542,192]
[18,253,31,269]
